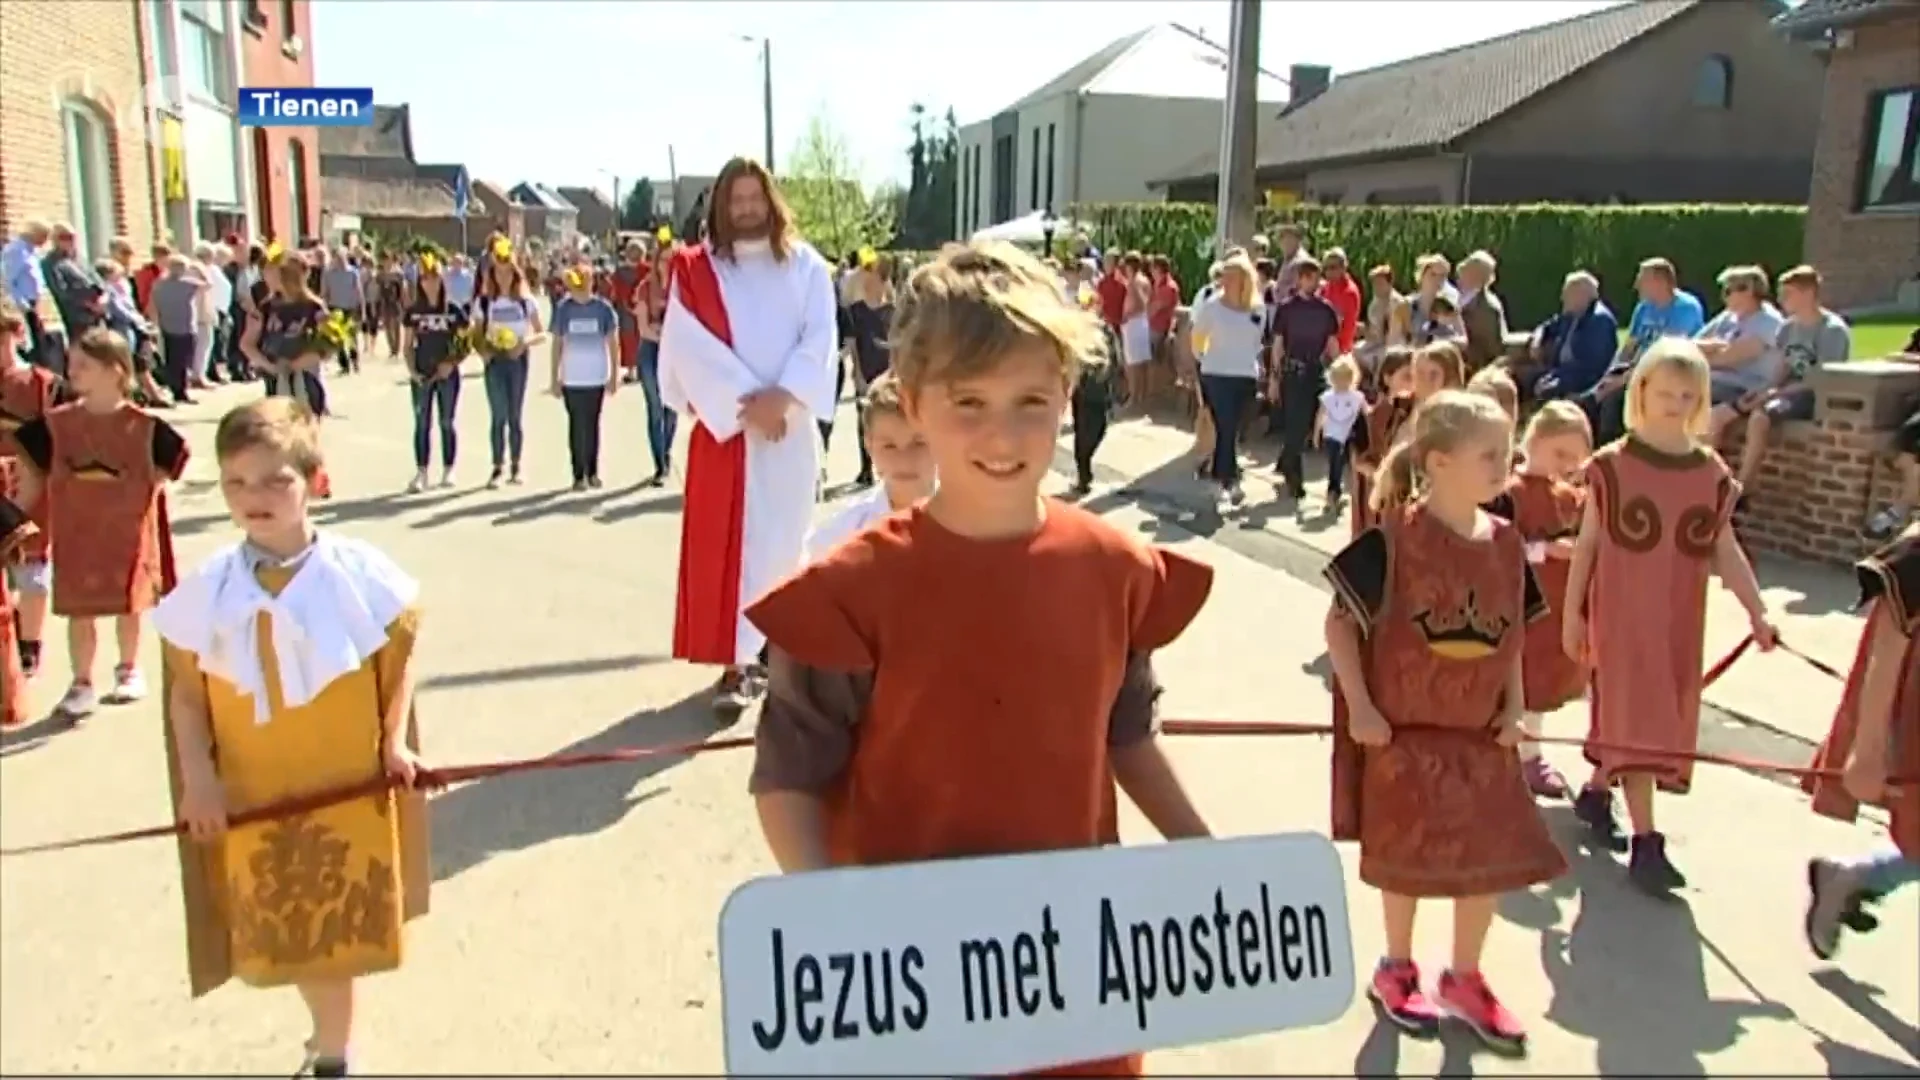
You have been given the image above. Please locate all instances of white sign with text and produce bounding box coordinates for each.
[718,833,1354,1076]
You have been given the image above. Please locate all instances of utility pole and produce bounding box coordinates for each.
[1215,0,1262,252]
[668,144,680,228]
[761,39,776,172]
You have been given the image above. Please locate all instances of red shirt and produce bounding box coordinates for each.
[132,263,163,312]
[1320,274,1362,353]
[1148,275,1180,335]
[1095,273,1128,329]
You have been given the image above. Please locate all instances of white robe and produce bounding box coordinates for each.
[658,241,838,664]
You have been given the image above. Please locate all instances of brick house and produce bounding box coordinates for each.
[1775,0,1920,312]
[318,103,520,254]
[555,185,617,245]
[0,0,162,257]
[237,0,321,244]
[1155,0,1827,207]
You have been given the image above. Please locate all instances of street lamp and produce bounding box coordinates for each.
[595,167,622,249]
[737,35,775,171]
[1040,207,1058,258]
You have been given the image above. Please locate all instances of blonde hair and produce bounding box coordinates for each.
[889,241,1107,392]
[215,398,325,479]
[1413,340,1467,394]
[1466,366,1518,423]
[1522,399,1594,448]
[1460,249,1497,280]
[69,328,136,392]
[1371,390,1511,514]
[863,371,907,422]
[1625,338,1713,436]
[1415,253,1451,278]
[1327,354,1361,387]
[1219,253,1257,310]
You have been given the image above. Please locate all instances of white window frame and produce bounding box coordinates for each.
[1860,86,1920,213]
[62,100,115,260]
[179,0,233,106]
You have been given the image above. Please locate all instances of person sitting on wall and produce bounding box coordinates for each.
[1520,270,1618,407]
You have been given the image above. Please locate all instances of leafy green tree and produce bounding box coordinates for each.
[900,103,960,246]
[783,114,896,259]
[620,179,657,231]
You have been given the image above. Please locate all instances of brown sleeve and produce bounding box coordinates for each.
[748,647,874,795]
[1858,531,1920,635]
[0,496,33,559]
[1107,651,1163,748]
[744,554,875,672]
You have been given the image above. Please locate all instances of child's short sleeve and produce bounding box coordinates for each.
[0,495,34,558]
[150,417,189,479]
[1325,527,1389,633]
[1131,546,1213,652]
[745,550,876,672]
[11,418,53,473]
[1858,530,1919,635]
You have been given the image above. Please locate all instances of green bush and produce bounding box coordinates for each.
[1069,203,1806,327]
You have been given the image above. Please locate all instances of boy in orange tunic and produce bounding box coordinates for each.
[1325,390,1564,1055]
[0,459,36,727]
[1801,523,1919,960]
[11,328,188,721]
[1562,340,1775,895]
[745,241,1214,1079]
[1,298,66,678]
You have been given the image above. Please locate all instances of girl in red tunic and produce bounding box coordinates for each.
[1800,523,1919,959]
[1487,401,1592,799]
[1561,339,1775,896]
[1348,346,1415,535]
[0,460,35,727]
[2,298,66,678]
[1325,390,1565,1056]
[1367,340,1468,519]
[746,243,1214,1078]
[12,329,188,722]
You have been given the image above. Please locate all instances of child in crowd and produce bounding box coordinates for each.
[151,398,431,1078]
[11,329,188,720]
[1347,346,1416,534]
[1467,366,1519,428]
[1,298,65,678]
[805,374,933,560]
[1315,356,1367,504]
[549,265,620,491]
[1864,404,1918,542]
[1,460,35,727]
[1368,341,1470,518]
[1487,402,1593,799]
[1562,339,1776,894]
[1324,390,1565,1054]
[744,241,1214,1079]
[1802,521,1919,960]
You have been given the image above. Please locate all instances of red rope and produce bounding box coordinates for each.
[0,634,1882,859]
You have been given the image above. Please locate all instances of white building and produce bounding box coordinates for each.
[138,0,254,245]
[953,22,1287,238]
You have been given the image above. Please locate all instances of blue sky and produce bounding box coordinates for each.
[312,0,1617,199]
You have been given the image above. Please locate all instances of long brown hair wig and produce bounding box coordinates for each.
[705,156,796,263]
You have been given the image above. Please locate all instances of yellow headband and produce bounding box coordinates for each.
[264,241,284,261]
[656,226,673,244]
[490,238,513,261]
[858,246,878,268]
[565,269,587,289]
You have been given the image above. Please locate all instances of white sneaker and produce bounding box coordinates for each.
[108,667,148,703]
[406,470,428,494]
[55,683,98,720]
[437,468,456,489]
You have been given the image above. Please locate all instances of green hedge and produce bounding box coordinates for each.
[1068,203,1806,327]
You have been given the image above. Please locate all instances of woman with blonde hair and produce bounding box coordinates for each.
[1189,252,1267,506]
[473,236,546,488]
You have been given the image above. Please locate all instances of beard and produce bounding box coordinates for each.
[728,212,771,240]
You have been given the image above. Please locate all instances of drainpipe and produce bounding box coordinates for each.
[1071,91,1086,217]
[225,0,258,240]
[1458,152,1473,205]
[130,0,164,244]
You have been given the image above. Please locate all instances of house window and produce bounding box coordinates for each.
[180,0,232,103]
[992,133,1015,224]
[145,0,179,86]
[62,100,116,259]
[1030,128,1041,211]
[1860,86,1920,211]
[288,138,311,240]
[1691,54,1732,109]
[280,0,297,39]
[1044,124,1056,210]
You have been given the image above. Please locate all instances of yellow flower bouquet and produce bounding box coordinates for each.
[303,309,355,357]
[487,325,522,354]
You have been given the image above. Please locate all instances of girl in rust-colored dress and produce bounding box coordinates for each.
[2,298,65,678]
[12,329,188,723]
[1487,401,1593,800]
[0,460,35,727]
[1347,346,1415,535]
[1365,341,1469,521]
[1561,339,1775,896]
[746,243,1215,1078]
[1325,390,1564,1056]
[1801,523,1919,960]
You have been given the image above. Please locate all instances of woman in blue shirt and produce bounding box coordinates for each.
[472,238,546,488]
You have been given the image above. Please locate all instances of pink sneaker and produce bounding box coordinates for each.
[1367,959,1441,1035]
[1523,756,1569,799]
[1437,969,1527,1055]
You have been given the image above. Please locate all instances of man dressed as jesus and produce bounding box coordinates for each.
[658,157,839,710]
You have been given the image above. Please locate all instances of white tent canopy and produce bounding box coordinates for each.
[969,210,1089,246]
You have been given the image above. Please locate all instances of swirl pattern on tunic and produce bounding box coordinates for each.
[1593,455,1663,553]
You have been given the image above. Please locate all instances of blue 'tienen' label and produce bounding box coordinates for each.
[238,87,374,127]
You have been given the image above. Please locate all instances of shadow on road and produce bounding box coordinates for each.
[422,653,674,692]
[428,689,724,882]
[1812,969,1919,1064]
[594,492,685,524]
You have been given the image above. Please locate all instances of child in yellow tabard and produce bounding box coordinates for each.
[150,398,431,1078]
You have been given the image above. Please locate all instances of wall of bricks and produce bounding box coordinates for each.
[0,0,159,254]
[1726,363,1918,565]
[238,0,319,243]
[1801,17,1920,311]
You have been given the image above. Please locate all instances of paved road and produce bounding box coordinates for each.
[1,356,1914,1075]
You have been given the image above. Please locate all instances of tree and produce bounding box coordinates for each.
[620,179,657,231]
[899,103,960,247]
[783,113,896,259]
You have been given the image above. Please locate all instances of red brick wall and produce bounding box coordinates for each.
[1801,18,1920,310]
[238,0,319,243]
[0,0,160,253]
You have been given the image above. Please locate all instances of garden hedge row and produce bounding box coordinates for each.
[1066,202,1806,327]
